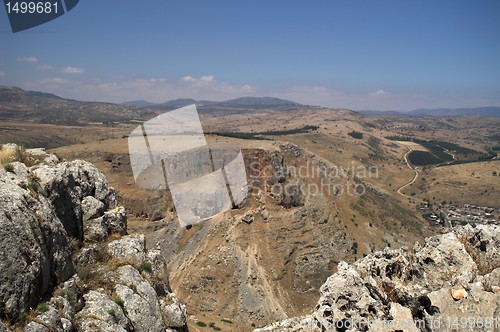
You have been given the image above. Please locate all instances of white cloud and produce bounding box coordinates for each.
[181,75,215,84]
[370,89,388,96]
[60,66,85,74]
[16,56,38,63]
[22,75,257,103]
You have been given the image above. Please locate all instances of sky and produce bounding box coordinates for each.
[1,0,499,111]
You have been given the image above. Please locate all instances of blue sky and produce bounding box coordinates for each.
[1,0,499,110]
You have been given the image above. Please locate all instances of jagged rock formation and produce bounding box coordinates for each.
[256,224,500,331]
[0,145,187,331]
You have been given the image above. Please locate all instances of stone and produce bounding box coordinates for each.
[450,287,468,300]
[24,305,65,332]
[161,294,187,328]
[108,234,146,265]
[0,173,74,320]
[81,196,105,222]
[115,265,166,332]
[104,206,127,235]
[75,290,129,332]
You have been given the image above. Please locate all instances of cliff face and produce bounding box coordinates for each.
[256,224,500,331]
[0,144,187,331]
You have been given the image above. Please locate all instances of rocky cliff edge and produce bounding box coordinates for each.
[0,144,187,331]
[256,224,500,331]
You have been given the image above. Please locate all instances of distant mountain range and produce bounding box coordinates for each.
[123,96,302,112]
[359,107,500,117]
[2,86,499,125]
[0,86,304,125]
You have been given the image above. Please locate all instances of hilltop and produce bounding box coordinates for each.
[0,86,306,126]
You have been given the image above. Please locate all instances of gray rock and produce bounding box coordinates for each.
[313,261,388,330]
[454,224,500,274]
[74,245,100,266]
[0,147,187,331]
[25,148,59,166]
[0,174,74,321]
[33,160,117,240]
[115,265,166,332]
[81,196,105,222]
[257,225,500,332]
[75,290,129,332]
[24,305,66,332]
[104,206,127,235]
[161,294,187,328]
[10,162,28,179]
[482,268,500,291]
[84,215,109,242]
[254,316,321,332]
[108,235,146,265]
[83,205,127,242]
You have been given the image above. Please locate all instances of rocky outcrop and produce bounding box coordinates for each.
[0,144,187,331]
[256,224,500,331]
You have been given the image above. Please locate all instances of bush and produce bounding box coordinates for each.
[142,261,153,273]
[112,295,124,307]
[209,322,221,331]
[0,149,14,165]
[3,163,14,173]
[352,242,358,254]
[54,153,64,162]
[348,131,363,139]
[13,146,36,166]
[27,180,47,198]
[36,302,50,313]
[196,321,207,327]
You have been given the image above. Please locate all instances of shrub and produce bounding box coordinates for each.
[54,153,64,162]
[112,295,124,307]
[196,321,207,327]
[13,146,36,166]
[26,180,47,198]
[3,163,14,173]
[142,261,153,273]
[36,302,50,313]
[348,131,363,139]
[0,149,14,165]
[352,242,358,254]
[209,322,221,331]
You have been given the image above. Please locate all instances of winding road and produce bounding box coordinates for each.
[397,146,419,198]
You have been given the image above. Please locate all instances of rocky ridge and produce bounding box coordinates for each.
[0,144,187,331]
[256,224,500,331]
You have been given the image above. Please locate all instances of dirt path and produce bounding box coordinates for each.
[397,147,419,198]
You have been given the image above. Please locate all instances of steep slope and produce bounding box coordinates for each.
[150,143,430,329]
